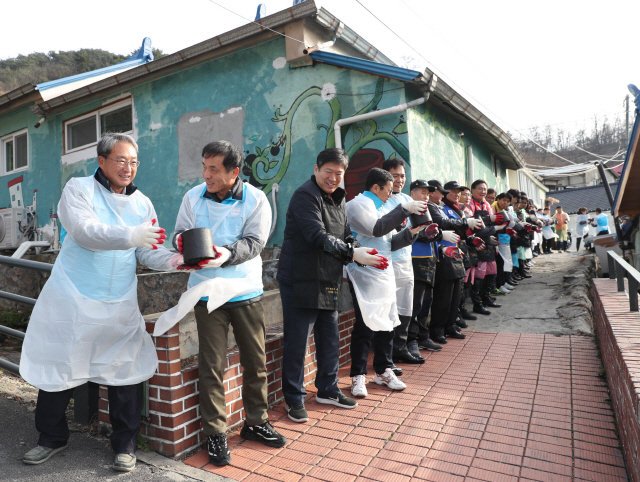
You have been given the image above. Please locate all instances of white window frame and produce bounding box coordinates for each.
[1,128,29,176]
[64,99,133,154]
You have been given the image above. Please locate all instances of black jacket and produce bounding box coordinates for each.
[428,201,467,281]
[277,176,355,310]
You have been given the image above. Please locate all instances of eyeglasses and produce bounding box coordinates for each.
[108,157,140,168]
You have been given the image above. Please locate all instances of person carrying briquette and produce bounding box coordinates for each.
[575,207,589,251]
[456,185,478,322]
[491,192,517,293]
[553,205,569,252]
[347,168,428,398]
[382,159,440,364]
[466,180,509,314]
[427,180,483,344]
[172,141,286,466]
[591,207,610,236]
[540,207,555,254]
[277,148,385,424]
[20,133,183,472]
[408,180,445,355]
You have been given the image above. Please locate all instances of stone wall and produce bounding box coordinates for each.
[0,253,54,310]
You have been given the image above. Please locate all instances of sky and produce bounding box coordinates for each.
[2,0,638,144]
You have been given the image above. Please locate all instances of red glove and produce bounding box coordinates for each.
[176,234,184,254]
[424,223,439,240]
[535,226,541,233]
[524,224,535,233]
[176,259,211,271]
[493,213,506,224]
[466,228,474,237]
[470,236,486,250]
[373,255,389,270]
[443,247,464,259]
[506,228,516,237]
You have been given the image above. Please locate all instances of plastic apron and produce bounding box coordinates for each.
[384,193,414,316]
[154,183,265,336]
[576,214,589,237]
[345,193,399,331]
[597,214,610,234]
[20,177,157,392]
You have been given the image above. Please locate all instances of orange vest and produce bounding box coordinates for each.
[554,212,568,230]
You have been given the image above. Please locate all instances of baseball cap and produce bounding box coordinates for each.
[427,180,449,195]
[409,179,436,191]
[443,180,469,191]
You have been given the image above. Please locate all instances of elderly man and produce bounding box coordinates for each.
[278,148,384,423]
[173,141,285,466]
[21,133,178,472]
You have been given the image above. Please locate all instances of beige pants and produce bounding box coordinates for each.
[195,300,269,435]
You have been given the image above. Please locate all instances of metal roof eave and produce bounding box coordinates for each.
[0,83,38,109]
[309,51,419,81]
[613,107,640,216]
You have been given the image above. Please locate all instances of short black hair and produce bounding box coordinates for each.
[520,191,527,198]
[595,207,602,214]
[381,158,405,172]
[487,188,496,195]
[317,148,349,169]
[556,205,562,210]
[471,179,488,190]
[543,207,550,212]
[496,192,512,201]
[365,168,393,191]
[202,141,243,172]
[507,188,520,199]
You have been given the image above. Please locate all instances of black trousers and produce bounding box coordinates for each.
[496,253,505,288]
[280,283,340,405]
[410,281,432,343]
[576,237,582,251]
[542,238,552,253]
[349,283,394,376]
[392,315,412,354]
[430,270,463,338]
[36,384,140,454]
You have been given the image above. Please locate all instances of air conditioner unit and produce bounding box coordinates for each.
[0,208,26,249]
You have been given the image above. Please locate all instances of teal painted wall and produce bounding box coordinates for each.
[0,36,510,248]
[407,101,508,193]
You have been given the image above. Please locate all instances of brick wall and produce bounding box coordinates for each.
[99,310,356,459]
[592,278,640,482]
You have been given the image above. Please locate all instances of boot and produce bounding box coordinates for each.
[455,316,468,329]
[482,278,501,307]
[518,265,532,279]
[471,279,490,315]
[459,285,477,320]
[563,241,568,251]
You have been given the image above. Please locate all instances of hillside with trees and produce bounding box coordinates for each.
[0,47,165,95]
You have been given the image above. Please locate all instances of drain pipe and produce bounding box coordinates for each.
[268,183,279,241]
[334,74,438,150]
[467,146,474,187]
[303,35,337,55]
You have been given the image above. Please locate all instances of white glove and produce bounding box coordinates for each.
[409,224,426,236]
[353,247,388,269]
[402,200,428,215]
[170,254,184,269]
[466,218,483,230]
[200,246,231,269]
[494,224,506,231]
[441,231,460,244]
[130,220,166,249]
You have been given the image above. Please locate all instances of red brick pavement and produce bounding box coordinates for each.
[184,331,628,481]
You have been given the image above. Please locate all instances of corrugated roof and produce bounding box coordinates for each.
[309,51,420,81]
[548,183,619,215]
[614,85,640,216]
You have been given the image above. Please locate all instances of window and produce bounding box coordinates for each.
[1,129,29,175]
[64,100,133,153]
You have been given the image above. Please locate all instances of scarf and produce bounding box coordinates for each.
[443,197,463,217]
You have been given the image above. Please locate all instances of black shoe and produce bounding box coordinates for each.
[207,434,231,466]
[407,340,421,358]
[393,348,425,364]
[391,364,403,377]
[483,298,502,308]
[455,317,468,329]
[445,327,466,339]
[460,310,477,321]
[240,422,287,448]
[473,304,491,315]
[285,403,309,423]
[316,392,358,409]
[507,279,519,286]
[520,272,532,279]
[418,338,442,351]
[432,335,448,344]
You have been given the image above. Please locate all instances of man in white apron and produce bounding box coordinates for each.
[21,134,179,472]
[382,158,437,364]
[172,141,285,466]
[346,168,427,398]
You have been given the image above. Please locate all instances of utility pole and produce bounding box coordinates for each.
[625,94,630,146]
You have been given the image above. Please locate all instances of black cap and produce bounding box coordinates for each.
[427,180,449,195]
[409,179,436,192]
[443,180,469,191]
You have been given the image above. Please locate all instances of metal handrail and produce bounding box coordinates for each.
[608,251,640,311]
[0,254,52,375]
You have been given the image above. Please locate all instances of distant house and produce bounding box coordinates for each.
[0,0,527,247]
[548,183,619,215]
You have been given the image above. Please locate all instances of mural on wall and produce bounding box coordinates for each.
[242,77,409,200]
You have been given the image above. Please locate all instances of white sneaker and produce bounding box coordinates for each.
[499,286,511,294]
[351,375,368,398]
[373,368,406,391]
[503,283,515,290]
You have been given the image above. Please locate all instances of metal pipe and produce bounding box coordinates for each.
[0,254,53,272]
[0,357,20,376]
[0,290,37,306]
[0,325,25,340]
[303,36,337,55]
[334,74,437,150]
[268,183,279,240]
[467,146,474,187]
[11,241,51,259]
